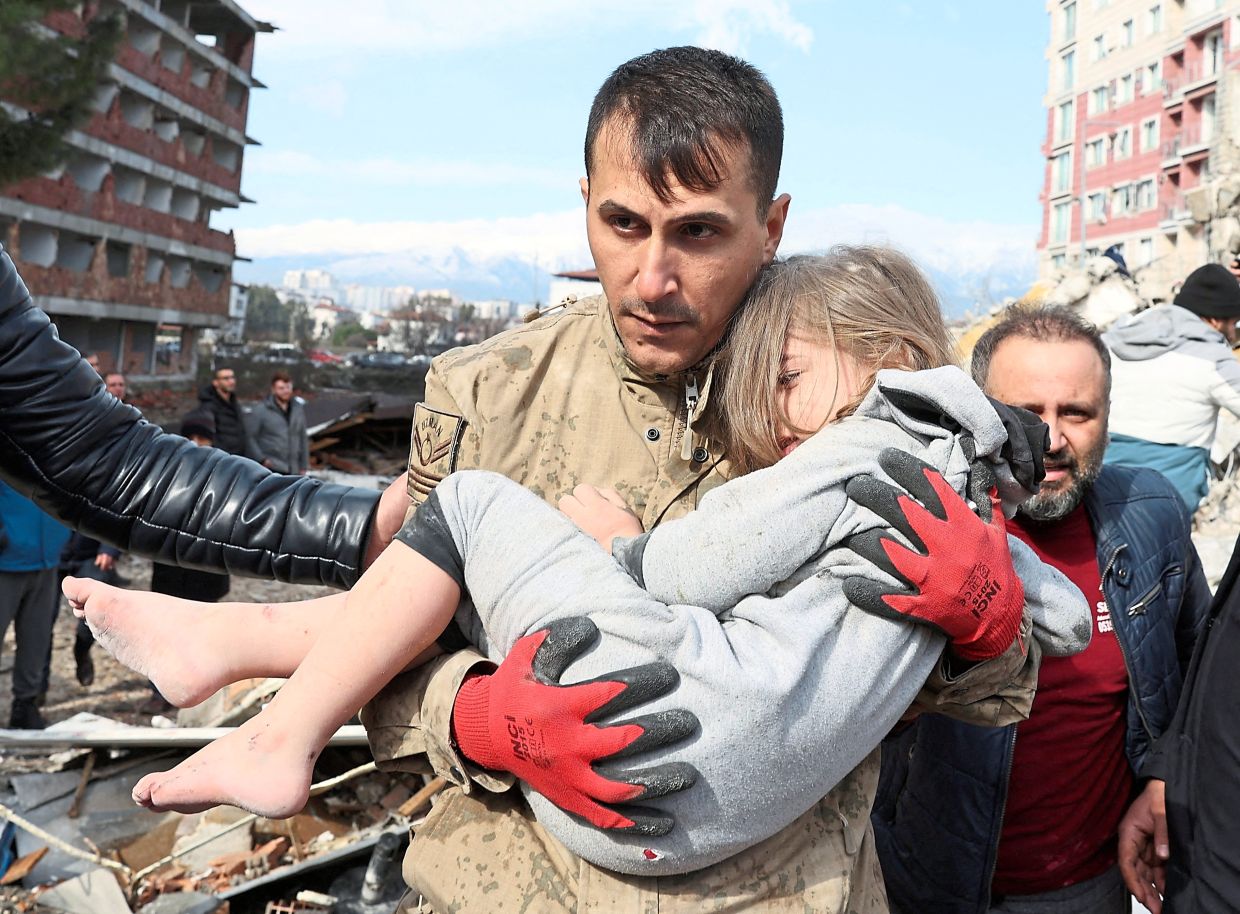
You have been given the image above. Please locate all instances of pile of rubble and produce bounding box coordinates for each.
[0,698,441,913]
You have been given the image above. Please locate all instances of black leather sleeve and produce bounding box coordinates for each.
[0,247,379,589]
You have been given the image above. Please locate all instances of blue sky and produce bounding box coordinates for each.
[225,1,1051,283]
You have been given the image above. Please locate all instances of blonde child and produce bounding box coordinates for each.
[66,246,1089,880]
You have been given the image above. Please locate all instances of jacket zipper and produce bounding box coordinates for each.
[983,726,1018,910]
[680,374,700,461]
[1102,543,1156,743]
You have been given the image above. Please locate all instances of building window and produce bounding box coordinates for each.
[1122,19,1134,47]
[1063,50,1076,90]
[1138,237,1154,265]
[1088,192,1107,221]
[1093,34,1107,61]
[1052,253,1067,269]
[1137,179,1156,209]
[1113,184,1133,216]
[1148,4,1162,34]
[1141,117,1160,152]
[1052,152,1073,195]
[1118,74,1134,104]
[1052,201,1072,244]
[1206,29,1224,77]
[1063,2,1077,41]
[1145,60,1162,93]
[1086,137,1107,167]
[1115,127,1133,159]
[1090,85,1110,114]
[1203,93,1217,143]
[1057,99,1075,143]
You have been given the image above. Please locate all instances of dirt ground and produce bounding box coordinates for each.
[0,554,335,735]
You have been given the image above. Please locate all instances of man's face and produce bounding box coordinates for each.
[272,379,293,405]
[104,373,126,400]
[581,120,790,375]
[984,336,1110,522]
[213,370,236,397]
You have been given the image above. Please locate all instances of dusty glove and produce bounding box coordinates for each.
[842,448,1025,662]
[451,616,699,836]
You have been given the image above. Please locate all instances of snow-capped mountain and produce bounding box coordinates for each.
[233,203,1039,316]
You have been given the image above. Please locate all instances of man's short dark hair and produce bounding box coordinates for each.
[213,366,234,379]
[103,371,124,383]
[584,46,784,216]
[271,370,292,385]
[971,305,1112,398]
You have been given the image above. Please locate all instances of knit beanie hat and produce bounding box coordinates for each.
[1174,263,1240,318]
[180,407,216,442]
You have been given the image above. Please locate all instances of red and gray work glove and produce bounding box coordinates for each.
[841,447,1025,662]
[451,616,699,836]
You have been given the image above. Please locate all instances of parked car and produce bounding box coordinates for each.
[307,349,344,365]
[349,351,409,370]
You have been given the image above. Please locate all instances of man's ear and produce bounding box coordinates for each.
[762,193,791,263]
[579,176,589,204]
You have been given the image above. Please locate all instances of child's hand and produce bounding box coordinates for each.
[559,484,643,552]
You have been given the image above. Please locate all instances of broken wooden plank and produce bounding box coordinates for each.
[0,846,47,885]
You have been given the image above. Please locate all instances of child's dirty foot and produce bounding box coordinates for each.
[62,577,234,707]
[131,712,314,817]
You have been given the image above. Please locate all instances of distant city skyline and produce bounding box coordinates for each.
[223,2,1050,306]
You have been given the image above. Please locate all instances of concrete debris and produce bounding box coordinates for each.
[0,711,435,914]
[31,868,130,914]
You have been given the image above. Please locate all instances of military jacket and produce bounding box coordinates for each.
[362,293,1039,912]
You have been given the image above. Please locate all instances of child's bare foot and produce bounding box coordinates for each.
[131,711,315,817]
[63,577,236,707]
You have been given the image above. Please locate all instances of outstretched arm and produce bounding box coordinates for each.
[0,247,381,588]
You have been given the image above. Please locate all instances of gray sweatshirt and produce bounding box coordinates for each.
[413,365,1091,876]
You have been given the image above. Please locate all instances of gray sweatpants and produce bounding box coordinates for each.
[391,368,1090,877]
[0,568,59,702]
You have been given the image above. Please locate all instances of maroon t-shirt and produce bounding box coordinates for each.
[991,505,1134,895]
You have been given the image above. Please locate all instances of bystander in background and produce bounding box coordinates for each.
[249,370,310,474]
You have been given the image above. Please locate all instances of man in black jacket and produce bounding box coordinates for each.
[199,366,261,460]
[1120,538,1240,912]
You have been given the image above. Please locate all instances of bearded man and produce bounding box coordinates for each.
[871,306,1211,914]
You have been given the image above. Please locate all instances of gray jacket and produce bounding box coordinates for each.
[248,394,310,475]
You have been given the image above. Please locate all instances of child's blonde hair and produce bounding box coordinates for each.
[715,245,959,474]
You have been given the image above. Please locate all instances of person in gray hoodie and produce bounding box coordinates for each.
[1104,263,1240,509]
[64,250,1091,899]
[249,371,310,475]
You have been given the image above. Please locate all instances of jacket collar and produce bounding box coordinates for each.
[595,294,719,414]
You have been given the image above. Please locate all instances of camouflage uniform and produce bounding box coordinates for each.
[361,295,1039,913]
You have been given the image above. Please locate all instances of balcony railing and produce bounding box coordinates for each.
[1161,190,1189,223]
[1162,133,1182,159]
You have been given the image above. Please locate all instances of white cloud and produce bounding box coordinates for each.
[243,0,813,58]
[245,149,569,188]
[235,203,1036,278]
[235,209,591,268]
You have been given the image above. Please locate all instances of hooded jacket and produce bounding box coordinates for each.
[1104,303,1240,449]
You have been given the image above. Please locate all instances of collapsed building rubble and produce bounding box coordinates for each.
[304,394,415,479]
[0,685,442,913]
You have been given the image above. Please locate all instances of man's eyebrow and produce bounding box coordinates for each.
[676,210,732,225]
[597,199,636,217]
[595,200,733,225]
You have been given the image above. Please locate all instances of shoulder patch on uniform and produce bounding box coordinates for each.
[408,403,464,496]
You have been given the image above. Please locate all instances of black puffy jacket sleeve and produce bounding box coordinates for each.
[0,247,379,589]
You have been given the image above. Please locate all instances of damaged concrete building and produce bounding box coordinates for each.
[0,0,268,382]
[1040,0,1240,299]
